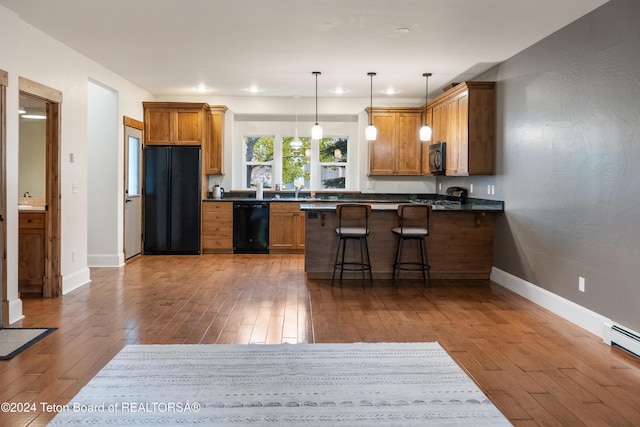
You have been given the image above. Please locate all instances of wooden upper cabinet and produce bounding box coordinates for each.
[368,108,422,176]
[427,82,495,176]
[204,106,227,175]
[143,102,209,146]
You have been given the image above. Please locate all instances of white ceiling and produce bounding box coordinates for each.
[1,0,609,100]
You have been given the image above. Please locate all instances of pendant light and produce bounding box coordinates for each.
[365,72,377,141]
[311,71,323,140]
[290,96,303,150]
[419,72,433,141]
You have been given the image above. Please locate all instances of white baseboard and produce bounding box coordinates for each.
[490,267,610,340]
[62,267,92,295]
[8,298,25,325]
[88,253,125,268]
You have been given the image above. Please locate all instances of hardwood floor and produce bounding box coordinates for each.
[2,254,640,426]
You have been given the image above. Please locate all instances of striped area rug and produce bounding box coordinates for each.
[48,342,510,426]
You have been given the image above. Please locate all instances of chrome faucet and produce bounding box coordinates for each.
[295,187,300,199]
[23,191,31,198]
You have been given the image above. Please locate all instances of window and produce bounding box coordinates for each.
[282,136,311,190]
[319,137,348,189]
[242,132,351,190]
[244,136,274,188]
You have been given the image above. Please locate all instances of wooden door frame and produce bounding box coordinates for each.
[123,116,144,262]
[19,77,62,298]
[1,69,7,325]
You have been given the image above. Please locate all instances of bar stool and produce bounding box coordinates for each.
[331,204,373,288]
[392,204,431,286]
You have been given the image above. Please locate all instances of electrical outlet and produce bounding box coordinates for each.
[491,185,495,195]
[367,181,374,189]
[487,185,491,194]
[438,183,442,191]
[470,184,474,194]
[579,277,585,292]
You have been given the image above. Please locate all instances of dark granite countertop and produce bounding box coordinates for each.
[204,191,503,212]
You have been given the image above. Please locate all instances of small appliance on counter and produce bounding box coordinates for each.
[213,184,224,199]
[428,142,446,175]
[445,187,468,204]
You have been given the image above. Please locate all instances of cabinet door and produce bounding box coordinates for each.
[455,93,469,175]
[445,98,461,176]
[369,112,396,175]
[270,211,296,251]
[295,212,305,250]
[145,108,173,145]
[205,109,224,174]
[395,112,422,175]
[19,228,45,290]
[175,109,203,145]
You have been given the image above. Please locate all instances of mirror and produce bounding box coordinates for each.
[18,94,47,204]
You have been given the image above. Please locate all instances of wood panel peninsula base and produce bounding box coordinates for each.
[302,203,500,280]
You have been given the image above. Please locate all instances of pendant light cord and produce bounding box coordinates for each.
[423,73,432,126]
[313,71,320,124]
[368,72,376,125]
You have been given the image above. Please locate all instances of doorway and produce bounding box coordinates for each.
[18,77,62,298]
[1,69,7,324]
[124,118,143,260]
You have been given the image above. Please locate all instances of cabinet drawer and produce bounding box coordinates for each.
[202,221,232,236]
[202,211,233,222]
[270,202,301,213]
[202,236,233,251]
[19,212,45,229]
[203,202,232,213]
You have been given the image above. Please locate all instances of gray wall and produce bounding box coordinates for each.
[488,0,640,331]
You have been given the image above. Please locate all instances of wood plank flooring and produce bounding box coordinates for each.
[2,254,639,426]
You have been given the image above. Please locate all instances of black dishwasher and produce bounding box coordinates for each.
[233,201,269,253]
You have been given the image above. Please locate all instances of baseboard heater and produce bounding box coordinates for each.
[605,322,640,359]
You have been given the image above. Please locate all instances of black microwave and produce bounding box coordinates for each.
[428,142,446,174]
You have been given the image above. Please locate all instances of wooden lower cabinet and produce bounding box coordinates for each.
[201,202,233,253]
[269,202,305,253]
[19,212,46,294]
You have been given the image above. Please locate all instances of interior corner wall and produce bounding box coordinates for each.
[88,80,122,267]
[489,0,640,332]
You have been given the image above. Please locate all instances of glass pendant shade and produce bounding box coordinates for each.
[365,124,377,140]
[290,129,303,150]
[311,123,323,140]
[419,124,432,142]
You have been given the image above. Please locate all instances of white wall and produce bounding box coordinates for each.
[88,80,122,267]
[0,5,152,323]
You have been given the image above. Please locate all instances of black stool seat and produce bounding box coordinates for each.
[392,204,431,286]
[331,204,373,288]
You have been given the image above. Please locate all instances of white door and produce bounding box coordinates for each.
[124,126,143,260]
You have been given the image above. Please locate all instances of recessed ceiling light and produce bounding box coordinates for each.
[195,85,209,92]
[383,88,399,95]
[331,87,348,94]
[395,27,410,33]
[245,85,264,93]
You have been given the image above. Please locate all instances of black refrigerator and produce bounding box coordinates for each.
[144,146,201,254]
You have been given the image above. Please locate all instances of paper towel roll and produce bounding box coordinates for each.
[256,182,264,200]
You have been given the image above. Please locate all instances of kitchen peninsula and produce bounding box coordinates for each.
[203,192,503,280]
[300,199,503,280]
